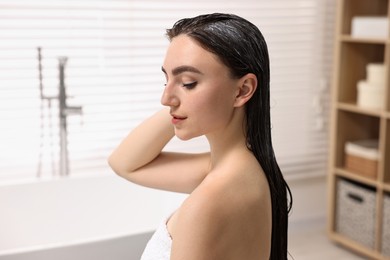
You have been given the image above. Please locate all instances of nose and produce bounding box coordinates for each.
[161,84,179,107]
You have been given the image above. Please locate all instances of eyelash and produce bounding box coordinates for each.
[182,81,197,89]
[163,81,198,89]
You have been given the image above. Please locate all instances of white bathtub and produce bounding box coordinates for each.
[0,175,185,260]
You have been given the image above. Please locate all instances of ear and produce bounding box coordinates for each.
[233,73,257,107]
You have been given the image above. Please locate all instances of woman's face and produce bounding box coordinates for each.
[161,34,241,140]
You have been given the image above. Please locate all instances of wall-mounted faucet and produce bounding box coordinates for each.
[58,57,82,176]
[37,48,82,177]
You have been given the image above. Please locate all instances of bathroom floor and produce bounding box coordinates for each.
[288,222,366,260]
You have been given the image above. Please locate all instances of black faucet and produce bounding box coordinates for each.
[58,57,82,176]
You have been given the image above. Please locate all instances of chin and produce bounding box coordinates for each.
[175,134,194,141]
[174,130,201,141]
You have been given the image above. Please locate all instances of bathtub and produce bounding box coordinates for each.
[0,174,186,260]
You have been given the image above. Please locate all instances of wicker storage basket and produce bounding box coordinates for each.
[382,193,390,256]
[344,139,379,179]
[336,179,376,248]
[345,154,378,179]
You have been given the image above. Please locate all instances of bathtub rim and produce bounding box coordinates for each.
[0,229,154,257]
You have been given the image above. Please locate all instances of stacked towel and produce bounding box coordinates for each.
[351,16,389,38]
[357,63,386,109]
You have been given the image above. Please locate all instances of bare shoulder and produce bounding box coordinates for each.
[169,154,272,260]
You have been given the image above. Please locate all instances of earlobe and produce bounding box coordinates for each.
[234,73,257,107]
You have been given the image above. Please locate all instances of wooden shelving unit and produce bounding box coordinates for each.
[328,0,390,259]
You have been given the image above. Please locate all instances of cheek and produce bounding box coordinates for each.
[194,89,234,124]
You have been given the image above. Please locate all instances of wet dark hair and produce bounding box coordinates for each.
[167,13,293,259]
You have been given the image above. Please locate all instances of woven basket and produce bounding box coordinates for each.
[383,194,390,256]
[336,179,376,249]
[345,154,378,179]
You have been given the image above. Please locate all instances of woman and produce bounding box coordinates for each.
[108,13,292,260]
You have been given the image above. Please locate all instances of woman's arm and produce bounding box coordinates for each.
[108,108,210,193]
[108,108,174,175]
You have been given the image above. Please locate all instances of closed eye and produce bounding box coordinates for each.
[183,81,197,89]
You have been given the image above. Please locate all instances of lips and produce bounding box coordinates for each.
[171,114,187,124]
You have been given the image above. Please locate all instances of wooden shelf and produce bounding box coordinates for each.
[329,231,383,259]
[384,183,390,193]
[328,0,390,259]
[340,34,389,44]
[337,102,383,117]
[334,167,378,187]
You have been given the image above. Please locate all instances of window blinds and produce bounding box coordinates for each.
[0,0,335,182]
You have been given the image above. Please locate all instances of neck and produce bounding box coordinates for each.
[206,108,248,170]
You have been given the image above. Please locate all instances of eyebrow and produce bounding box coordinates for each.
[161,65,204,76]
